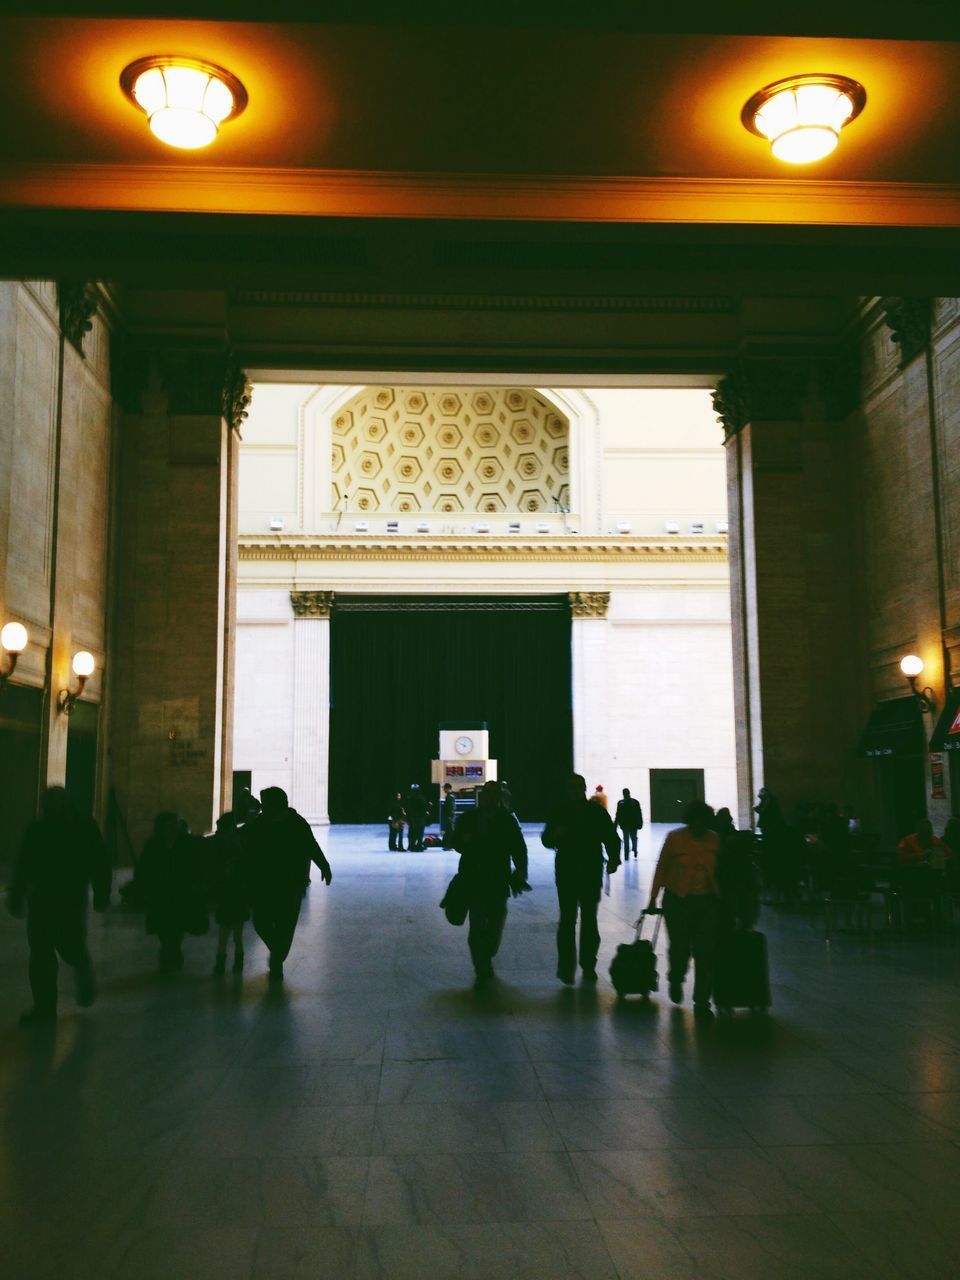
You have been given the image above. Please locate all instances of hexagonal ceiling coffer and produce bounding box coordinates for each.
[395,456,423,482]
[517,452,542,479]
[332,410,353,435]
[438,392,462,416]
[510,418,535,445]
[364,416,387,442]
[354,487,379,511]
[436,456,463,484]
[520,489,545,512]
[437,424,463,449]
[435,493,464,512]
[357,451,382,478]
[474,422,500,449]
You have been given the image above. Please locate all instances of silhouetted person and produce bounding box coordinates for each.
[647,800,720,1019]
[615,788,644,857]
[235,787,261,823]
[452,780,529,988]
[542,773,621,985]
[388,792,406,851]
[206,812,249,975]
[716,830,761,934]
[440,783,456,848]
[136,811,202,973]
[406,784,428,852]
[243,787,332,983]
[499,779,514,813]
[711,806,737,846]
[8,787,111,1028]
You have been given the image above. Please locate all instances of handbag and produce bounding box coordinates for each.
[439,871,470,926]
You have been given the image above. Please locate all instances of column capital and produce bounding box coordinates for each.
[291,590,335,618]
[58,282,99,356]
[569,591,609,619]
[112,342,251,432]
[713,349,858,440]
[880,296,931,368]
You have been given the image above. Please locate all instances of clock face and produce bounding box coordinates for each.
[455,736,474,756]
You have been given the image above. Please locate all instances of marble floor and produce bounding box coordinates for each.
[2,823,960,1279]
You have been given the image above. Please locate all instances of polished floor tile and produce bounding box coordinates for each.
[3,821,960,1278]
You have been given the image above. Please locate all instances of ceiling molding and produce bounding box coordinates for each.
[3,165,960,229]
[233,291,737,313]
[238,535,729,563]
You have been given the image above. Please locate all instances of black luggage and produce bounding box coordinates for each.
[439,871,470,926]
[713,928,771,1014]
[609,912,660,999]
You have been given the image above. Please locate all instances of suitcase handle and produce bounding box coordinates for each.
[636,911,661,947]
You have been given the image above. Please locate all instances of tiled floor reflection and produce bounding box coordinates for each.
[2,823,960,1278]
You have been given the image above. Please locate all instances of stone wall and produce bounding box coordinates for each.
[0,282,113,870]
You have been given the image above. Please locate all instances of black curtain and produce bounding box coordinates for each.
[329,596,572,823]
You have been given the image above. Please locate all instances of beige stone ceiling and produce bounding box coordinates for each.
[331,386,569,515]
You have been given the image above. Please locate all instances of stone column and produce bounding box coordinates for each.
[290,590,334,824]
[714,356,859,826]
[108,341,250,847]
[570,591,610,785]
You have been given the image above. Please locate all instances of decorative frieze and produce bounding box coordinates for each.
[880,296,931,367]
[290,590,335,617]
[58,282,99,356]
[243,537,727,564]
[569,591,610,619]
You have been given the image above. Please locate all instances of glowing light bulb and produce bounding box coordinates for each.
[900,655,924,678]
[1,621,28,653]
[122,57,246,150]
[743,75,865,166]
[72,651,95,678]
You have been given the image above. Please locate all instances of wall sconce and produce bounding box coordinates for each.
[900,654,936,713]
[59,651,95,716]
[1,621,28,690]
[120,56,248,150]
[742,74,866,164]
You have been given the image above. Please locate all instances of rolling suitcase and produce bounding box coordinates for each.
[713,928,771,1014]
[609,912,661,999]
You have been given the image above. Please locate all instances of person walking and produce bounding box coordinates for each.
[206,811,249,975]
[590,784,609,811]
[405,784,428,852]
[614,787,644,858]
[542,774,621,985]
[136,811,204,974]
[440,783,456,849]
[8,787,112,1028]
[646,800,721,1019]
[388,792,407,851]
[243,787,332,983]
[452,780,529,988]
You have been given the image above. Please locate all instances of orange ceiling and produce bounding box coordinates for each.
[0,17,958,223]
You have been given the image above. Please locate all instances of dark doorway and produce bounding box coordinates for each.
[65,700,99,816]
[329,595,572,823]
[875,757,926,841]
[0,684,43,881]
[649,768,705,822]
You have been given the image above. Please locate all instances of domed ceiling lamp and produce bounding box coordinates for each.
[120,56,247,149]
[742,73,866,164]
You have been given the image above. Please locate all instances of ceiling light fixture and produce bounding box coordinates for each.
[742,74,866,164]
[120,56,247,150]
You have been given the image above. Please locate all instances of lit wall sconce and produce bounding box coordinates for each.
[508,521,521,534]
[59,651,95,716]
[900,654,936,713]
[416,521,431,533]
[386,520,399,533]
[716,519,729,535]
[1,621,28,690]
[664,520,680,534]
[690,521,705,534]
[354,520,369,533]
[616,520,632,535]
[536,521,550,534]
[120,56,248,150]
[742,74,866,164]
[269,518,284,532]
[474,522,491,534]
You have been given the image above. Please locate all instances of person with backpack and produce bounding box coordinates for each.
[542,773,621,985]
[7,787,111,1028]
[452,780,529,988]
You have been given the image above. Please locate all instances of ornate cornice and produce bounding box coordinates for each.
[569,591,610,618]
[241,536,727,564]
[58,282,99,356]
[291,590,335,617]
[880,297,931,367]
[234,290,735,314]
[713,350,858,439]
